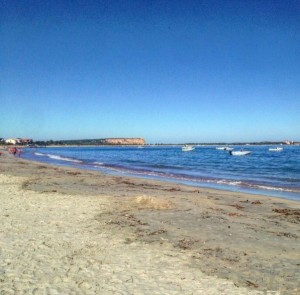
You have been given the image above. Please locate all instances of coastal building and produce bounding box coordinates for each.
[5,138,33,145]
[5,138,19,145]
[20,138,33,144]
[283,140,294,145]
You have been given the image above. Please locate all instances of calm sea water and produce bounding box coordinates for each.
[22,145,300,201]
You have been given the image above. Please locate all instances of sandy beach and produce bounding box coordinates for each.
[0,149,299,294]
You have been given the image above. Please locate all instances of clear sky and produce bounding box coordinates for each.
[1,0,299,143]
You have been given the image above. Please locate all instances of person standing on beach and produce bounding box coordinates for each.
[17,148,22,157]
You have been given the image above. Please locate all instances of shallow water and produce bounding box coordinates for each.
[22,145,300,201]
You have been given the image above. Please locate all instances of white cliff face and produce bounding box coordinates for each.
[103,138,145,145]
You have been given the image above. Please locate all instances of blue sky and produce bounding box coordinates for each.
[1,0,300,143]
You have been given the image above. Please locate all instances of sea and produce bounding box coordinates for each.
[21,145,300,201]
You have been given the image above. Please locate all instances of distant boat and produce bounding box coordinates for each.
[137,146,145,149]
[216,147,234,151]
[229,150,251,156]
[269,147,283,152]
[182,145,195,152]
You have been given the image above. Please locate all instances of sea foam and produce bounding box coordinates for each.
[47,154,83,163]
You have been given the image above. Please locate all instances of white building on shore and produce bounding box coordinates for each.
[5,138,33,145]
[5,138,19,145]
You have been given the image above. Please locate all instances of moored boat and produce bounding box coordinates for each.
[229,150,251,156]
[269,147,283,152]
[216,147,234,151]
[182,145,195,152]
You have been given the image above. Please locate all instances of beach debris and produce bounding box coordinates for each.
[67,171,81,175]
[230,204,245,210]
[123,213,148,226]
[246,280,258,288]
[251,201,262,205]
[37,165,48,169]
[177,238,199,250]
[125,276,134,283]
[165,187,180,192]
[121,180,135,186]
[148,229,167,236]
[228,213,242,217]
[201,246,223,257]
[267,231,298,239]
[272,208,300,223]
[105,219,121,225]
[104,212,148,228]
[208,207,225,213]
[272,208,300,216]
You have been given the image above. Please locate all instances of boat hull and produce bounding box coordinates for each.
[269,147,283,152]
[182,146,195,152]
[229,151,251,156]
[216,147,234,151]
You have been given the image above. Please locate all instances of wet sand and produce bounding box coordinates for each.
[0,149,299,294]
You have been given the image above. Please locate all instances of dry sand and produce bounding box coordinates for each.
[0,149,299,294]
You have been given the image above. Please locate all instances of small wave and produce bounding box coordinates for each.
[47,154,83,163]
[213,179,300,193]
[93,162,104,166]
[216,180,243,186]
[254,184,300,193]
[92,164,300,194]
[200,178,300,193]
[34,152,44,156]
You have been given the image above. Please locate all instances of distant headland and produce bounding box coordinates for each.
[31,138,145,146]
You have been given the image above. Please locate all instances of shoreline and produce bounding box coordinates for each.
[1,150,299,294]
[20,146,300,201]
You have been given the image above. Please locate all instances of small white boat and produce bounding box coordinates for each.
[137,146,145,149]
[182,145,195,152]
[216,147,234,151]
[229,150,251,156]
[269,147,283,152]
